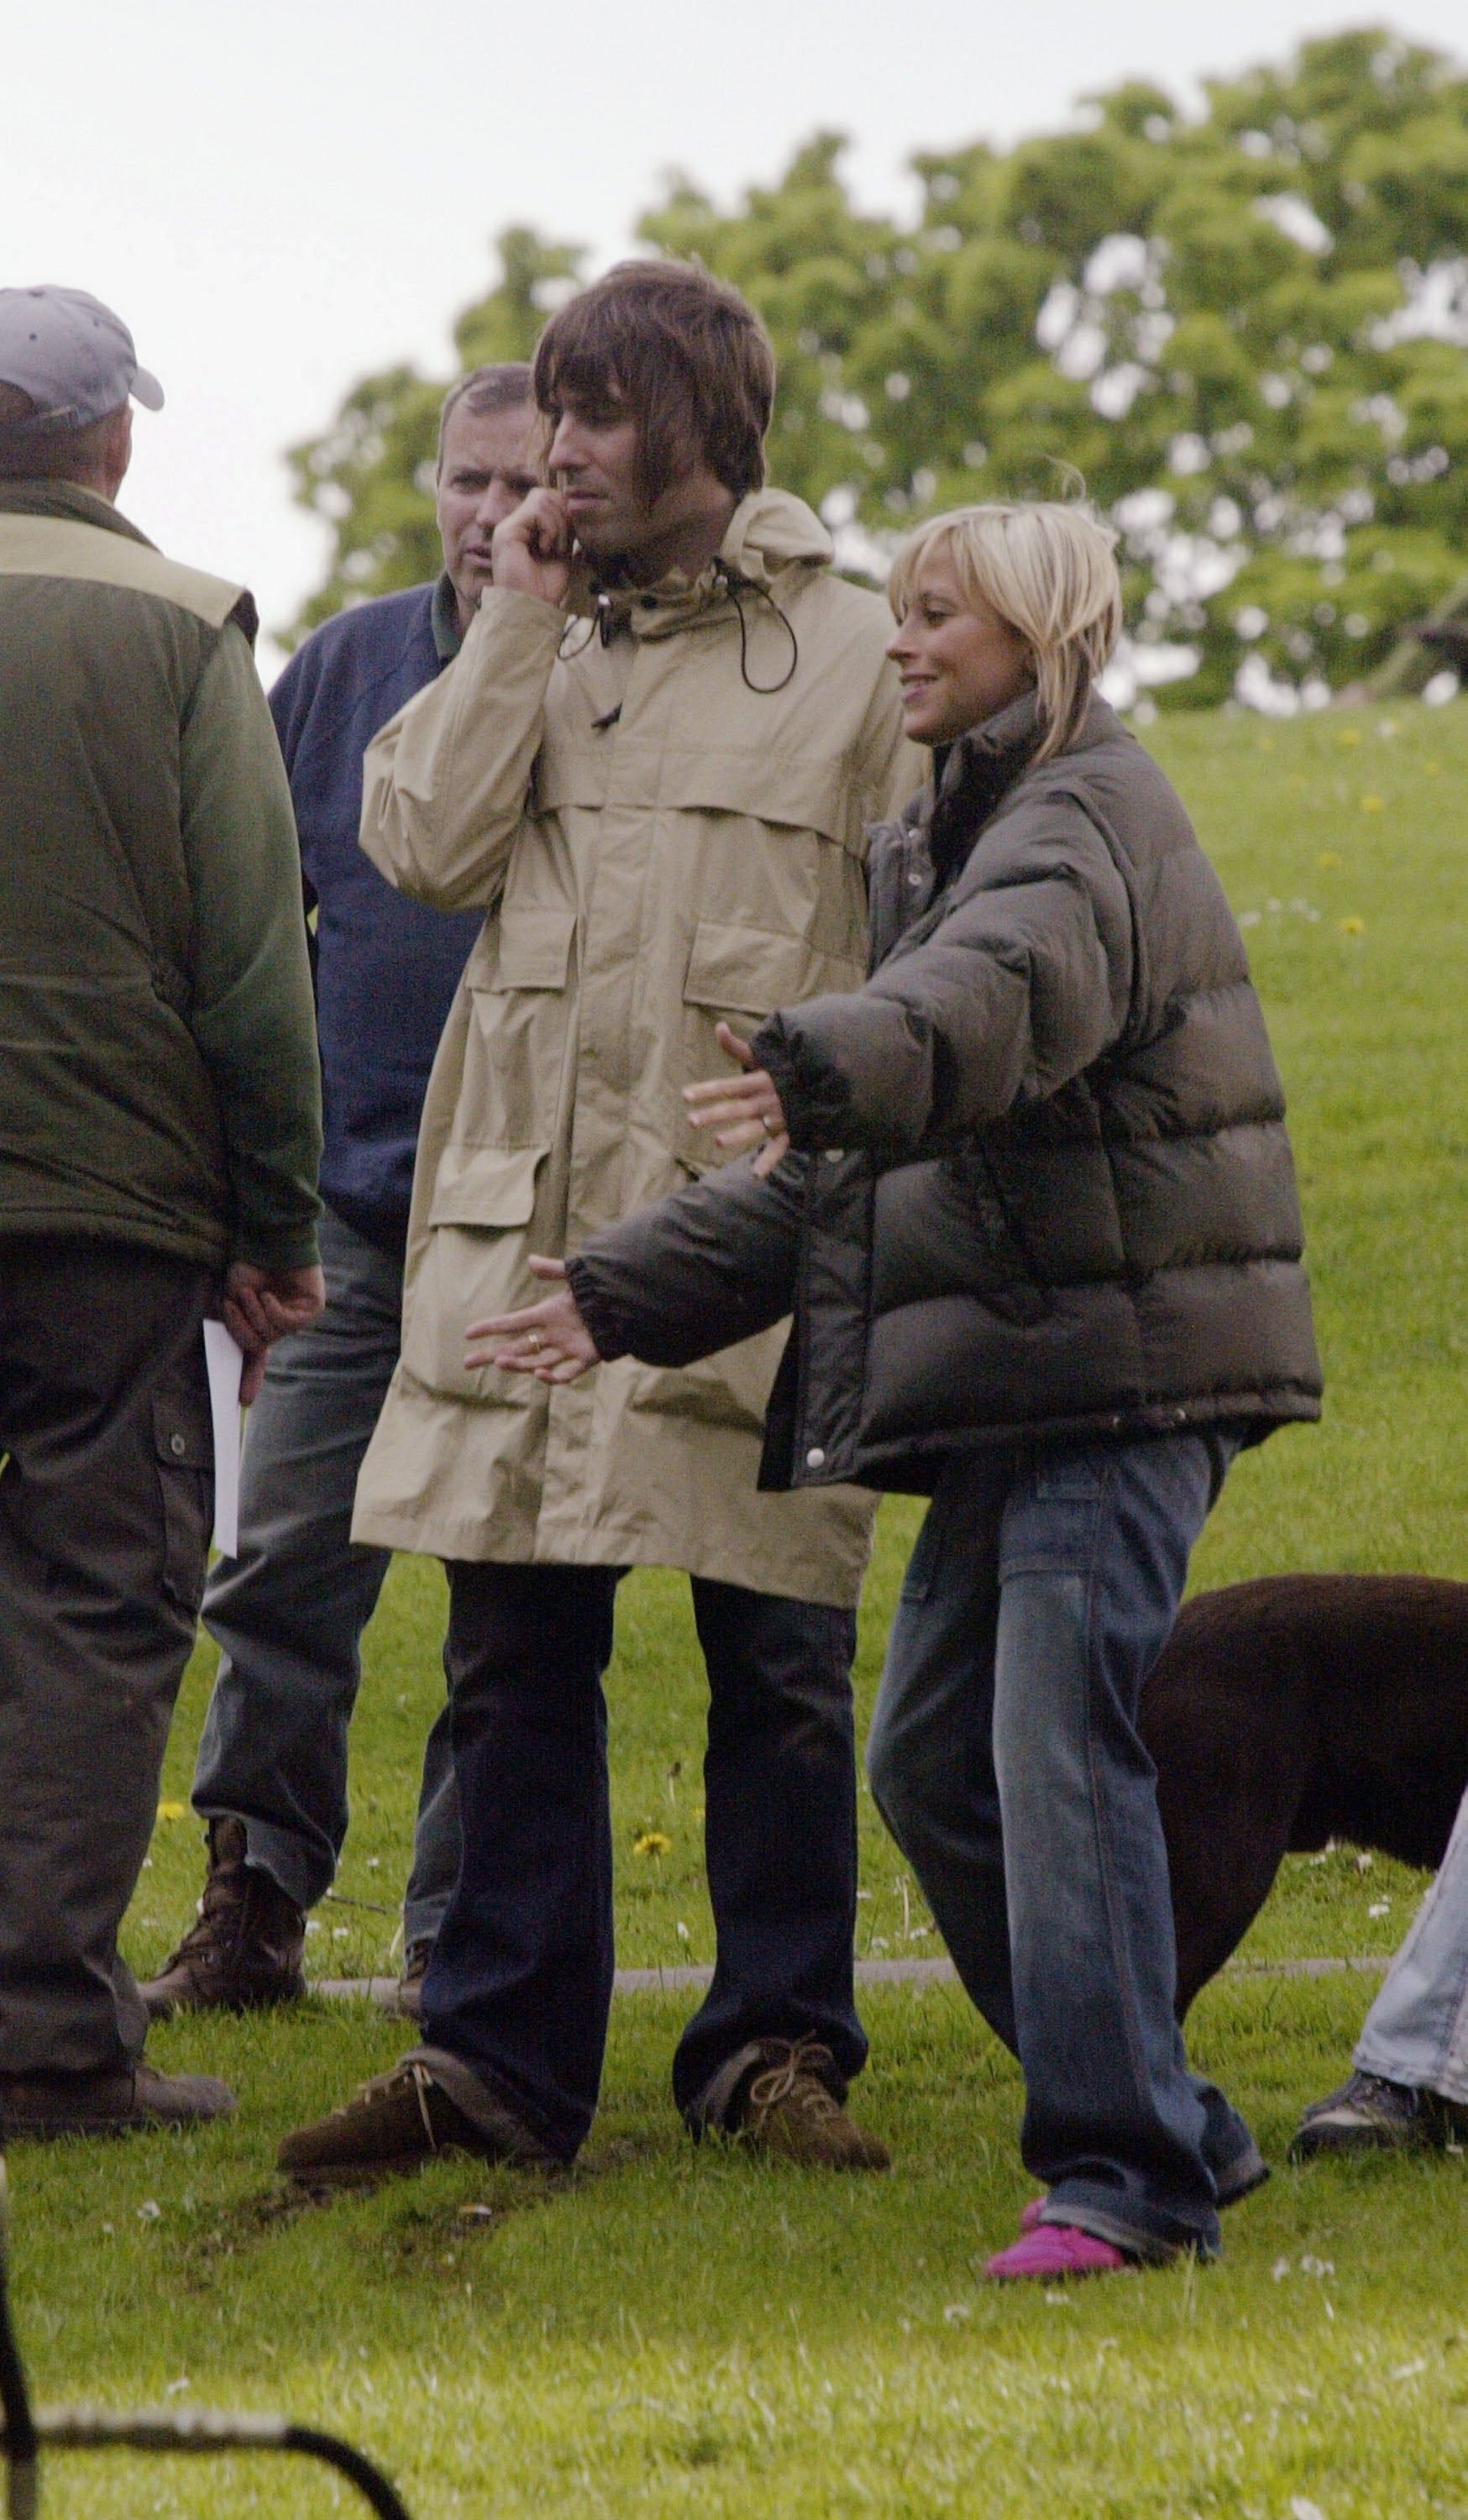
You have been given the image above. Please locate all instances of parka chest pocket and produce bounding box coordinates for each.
[405,1144,553,1403]
[683,921,818,1020]
[462,906,577,1150]
[485,907,578,994]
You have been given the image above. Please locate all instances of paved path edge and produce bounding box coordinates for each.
[310,1950,1392,2009]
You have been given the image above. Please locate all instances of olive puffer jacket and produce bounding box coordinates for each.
[567,688,1323,1493]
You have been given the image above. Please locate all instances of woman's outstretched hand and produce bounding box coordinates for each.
[464,1256,600,1383]
[684,1023,790,1179]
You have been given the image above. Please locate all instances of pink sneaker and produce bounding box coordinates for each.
[985,2222,1127,2280]
[1020,2196,1046,2232]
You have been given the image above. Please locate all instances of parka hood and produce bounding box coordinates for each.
[718,486,833,585]
[576,487,834,643]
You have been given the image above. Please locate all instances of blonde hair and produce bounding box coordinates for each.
[889,501,1123,761]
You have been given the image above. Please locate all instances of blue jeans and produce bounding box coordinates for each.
[192,1207,459,1947]
[1355,1782,1468,2103]
[867,1432,1251,2263]
[422,1560,865,2163]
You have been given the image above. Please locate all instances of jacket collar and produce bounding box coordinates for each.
[925,689,1044,883]
[572,486,831,643]
[431,570,464,663]
[922,689,1127,885]
[0,476,155,548]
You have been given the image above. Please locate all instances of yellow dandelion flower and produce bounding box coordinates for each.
[1360,793,1383,811]
[1341,916,1366,935]
[632,1830,672,1858]
[1316,851,1341,869]
[1339,727,1361,746]
[155,1800,186,1821]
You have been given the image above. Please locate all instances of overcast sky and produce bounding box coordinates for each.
[7,1,1465,675]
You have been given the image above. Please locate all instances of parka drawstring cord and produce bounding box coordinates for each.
[714,563,800,694]
[558,570,800,693]
[557,599,606,663]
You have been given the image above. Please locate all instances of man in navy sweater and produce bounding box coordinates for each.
[141,365,538,2019]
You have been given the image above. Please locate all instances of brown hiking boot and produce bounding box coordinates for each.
[396,1939,433,2022]
[138,1818,306,2019]
[0,2060,236,2139]
[278,2045,555,2186]
[739,2036,890,2171]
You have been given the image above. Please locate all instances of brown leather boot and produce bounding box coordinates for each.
[738,2037,891,2171]
[278,2046,554,2184]
[137,1818,307,2019]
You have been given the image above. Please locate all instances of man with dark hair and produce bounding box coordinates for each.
[0,286,323,2134]
[139,366,539,2023]
[280,261,920,2184]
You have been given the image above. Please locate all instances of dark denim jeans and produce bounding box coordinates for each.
[866,1431,1251,2263]
[192,1207,459,1946]
[422,1562,864,2163]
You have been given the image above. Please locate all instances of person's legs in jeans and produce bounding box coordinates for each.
[999,1434,1244,2258]
[0,1240,212,2073]
[1354,1782,1468,2103]
[420,1561,620,2164]
[191,1206,460,1918]
[871,1435,1249,2260]
[674,1581,866,2124]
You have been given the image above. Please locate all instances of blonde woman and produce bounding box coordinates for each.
[472,502,1322,2276]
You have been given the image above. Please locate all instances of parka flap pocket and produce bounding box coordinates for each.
[646,747,867,856]
[684,921,815,1019]
[427,1143,548,1230]
[484,908,576,993]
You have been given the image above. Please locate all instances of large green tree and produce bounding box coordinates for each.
[286,27,1468,708]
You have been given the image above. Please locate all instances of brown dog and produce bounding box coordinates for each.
[1140,1574,1468,2017]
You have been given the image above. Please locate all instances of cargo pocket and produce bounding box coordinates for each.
[462,906,577,1147]
[152,1382,212,1613]
[402,1144,553,1401]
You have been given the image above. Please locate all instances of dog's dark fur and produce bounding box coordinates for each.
[1140,1574,1468,2017]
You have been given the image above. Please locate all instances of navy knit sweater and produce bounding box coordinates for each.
[270,581,482,1257]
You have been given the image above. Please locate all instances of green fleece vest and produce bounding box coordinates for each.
[0,481,254,1264]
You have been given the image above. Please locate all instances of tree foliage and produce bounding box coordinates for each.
[286,26,1468,708]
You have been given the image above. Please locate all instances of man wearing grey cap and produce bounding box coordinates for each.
[0,286,325,2136]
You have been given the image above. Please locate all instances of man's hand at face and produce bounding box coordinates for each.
[222,1260,327,1404]
[490,487,575,608]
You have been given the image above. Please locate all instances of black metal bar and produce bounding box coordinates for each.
[27,2411,414,2518]
[1,2159,413,2518]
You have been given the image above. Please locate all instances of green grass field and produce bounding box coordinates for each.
[8,695,1468,2517]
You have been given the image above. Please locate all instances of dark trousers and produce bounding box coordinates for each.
[0,1238,213,2074]
[421,1562,865,2162]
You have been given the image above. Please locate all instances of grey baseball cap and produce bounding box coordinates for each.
[0,286,164,431]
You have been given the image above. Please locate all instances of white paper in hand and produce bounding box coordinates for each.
[202,1319,244,1557]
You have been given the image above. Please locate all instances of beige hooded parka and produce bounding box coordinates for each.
[351,487,918,1604]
